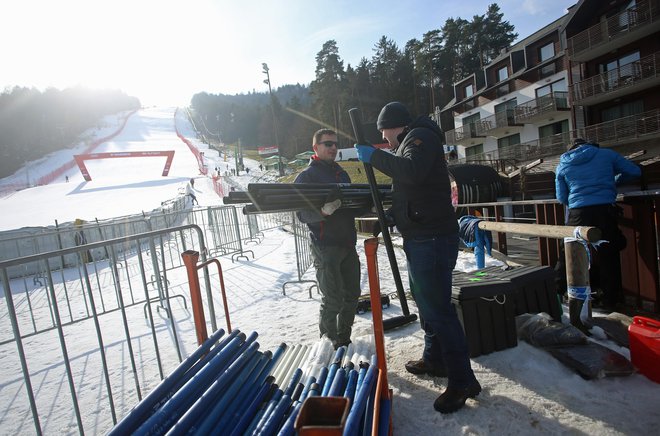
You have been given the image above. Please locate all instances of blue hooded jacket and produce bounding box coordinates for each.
[555,143,640,208]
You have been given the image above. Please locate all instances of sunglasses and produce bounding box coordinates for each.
[318,140,338,148]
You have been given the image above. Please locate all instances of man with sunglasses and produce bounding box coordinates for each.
[295,128,363,350]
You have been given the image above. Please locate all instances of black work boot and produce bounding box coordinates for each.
[433,380,482,414]
[405,359,447,377]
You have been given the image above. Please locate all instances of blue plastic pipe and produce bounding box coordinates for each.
[169,342,261,435]
[315,366,329,393]
[203,351,272,432]
[378,397,392,436]
[108,328,229,435]
[343,369,359,403]
[275,401,302,436]
[342,364,377,436]
[226,379,276,436]
[298,375,316,403]
[243,388,283,435]
[133,334,246,436]
[283,368,303,397]
[327,368,347,397]
[256,393,292,435]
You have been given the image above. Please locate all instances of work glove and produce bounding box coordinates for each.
[354,144,375,163]
[321,187,342,216]
[321,199,341,216]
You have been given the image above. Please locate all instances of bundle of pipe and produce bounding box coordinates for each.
[110,329,380,436]
[223,182,393,214]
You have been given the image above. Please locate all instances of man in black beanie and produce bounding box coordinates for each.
[355,102,481,413]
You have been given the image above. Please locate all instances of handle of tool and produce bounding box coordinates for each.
[348,107,411,317]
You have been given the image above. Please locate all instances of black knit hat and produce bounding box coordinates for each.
[377,102,412,130]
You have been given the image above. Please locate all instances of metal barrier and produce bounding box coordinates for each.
[282,212,318,297]
[0,224,220,435]
[0,203,316,434]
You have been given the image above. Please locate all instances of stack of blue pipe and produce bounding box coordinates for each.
[109,328,383,436]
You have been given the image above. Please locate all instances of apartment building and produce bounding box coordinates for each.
[441,0,660,167]
[566,0,660,155]
[441,15,572,165]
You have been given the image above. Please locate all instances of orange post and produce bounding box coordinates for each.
[182,250,208,345]
[182,250,233,346]
[364,237,391,401]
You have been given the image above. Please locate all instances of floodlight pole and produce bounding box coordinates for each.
[262,63,284,176]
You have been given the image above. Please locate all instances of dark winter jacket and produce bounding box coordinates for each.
[555,143,640,208]
[294,157,360,247]
[369,116,458,238]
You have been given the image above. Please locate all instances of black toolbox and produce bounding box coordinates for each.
[498,265,561,321]
[451,270,518,357]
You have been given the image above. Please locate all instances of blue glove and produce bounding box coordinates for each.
[354,144,375,163]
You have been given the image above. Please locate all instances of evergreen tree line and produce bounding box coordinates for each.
[0,86,140,179]
[191,3,517,158]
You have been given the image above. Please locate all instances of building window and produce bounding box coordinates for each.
[496,83,510,97]
[601,100,644,122]
[462,113,481,137]
[465,144,483,162]
[498,66,508,82]
[539,43,555,62]
[495,98,517,113]
[538,120,569,148]
[540,63,556,79]
[601,51,641,88]
[498,133,521,150]
[464,84,474,99]
[536,78,567,98]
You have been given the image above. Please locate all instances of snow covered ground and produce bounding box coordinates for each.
[1,107,659,435]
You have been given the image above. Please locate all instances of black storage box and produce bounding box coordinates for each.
[451,270,518,357]
[498,266,562,321]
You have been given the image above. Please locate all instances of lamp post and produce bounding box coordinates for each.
[262,63,284,176]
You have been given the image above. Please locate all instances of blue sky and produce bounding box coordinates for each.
[1,0,576,106]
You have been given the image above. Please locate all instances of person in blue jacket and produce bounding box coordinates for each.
[355,102,480,414]
[295,128,364,350]
[555,138,640,308]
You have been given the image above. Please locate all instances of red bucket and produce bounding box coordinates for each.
[628,316,660,383]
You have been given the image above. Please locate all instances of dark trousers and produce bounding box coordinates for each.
[556,204,626,306]
[311,244,361,345]
[403,233,476,389]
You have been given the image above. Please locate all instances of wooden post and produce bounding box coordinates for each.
[565,239,592,333]
[477,221,601,242]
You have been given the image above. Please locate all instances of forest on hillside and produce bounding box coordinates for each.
[190,3,517,157]
[0,87,140,178]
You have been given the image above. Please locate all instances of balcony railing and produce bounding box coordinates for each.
[572,52,660,103]
[581,108,660,144]
[567,0,659,59]
[449,131,571,172]
[514,92,570,124]
[475,109,520,136]
[446,122,483,144]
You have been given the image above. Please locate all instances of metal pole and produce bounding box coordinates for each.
[263,63,284,176]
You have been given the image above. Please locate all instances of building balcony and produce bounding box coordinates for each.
[580,108,660,145]
[475,109,523,137]
[445,123,485,146]
[567,0,660,62]
[514,92,570,124]
[571,52,660,106]
[497,132,571,162]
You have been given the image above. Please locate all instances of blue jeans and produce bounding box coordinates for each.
[403,233,476,389]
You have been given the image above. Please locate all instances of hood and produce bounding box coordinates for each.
[559,144,599,166]
[398,116,444,144]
